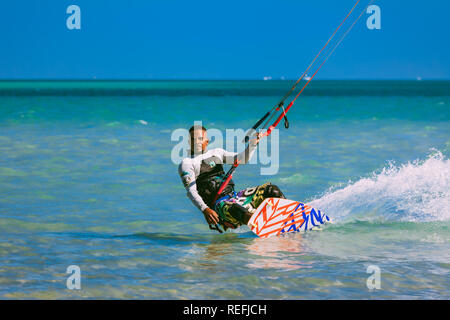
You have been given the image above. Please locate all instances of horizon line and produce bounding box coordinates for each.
[0,78,449,82]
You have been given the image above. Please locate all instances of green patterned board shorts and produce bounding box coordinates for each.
[214,182,273,230]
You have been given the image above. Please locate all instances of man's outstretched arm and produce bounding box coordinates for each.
[222,134,260,165]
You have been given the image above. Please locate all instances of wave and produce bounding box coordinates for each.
[308,150,450,223]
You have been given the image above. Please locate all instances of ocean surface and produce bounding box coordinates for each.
[0,80,449,299]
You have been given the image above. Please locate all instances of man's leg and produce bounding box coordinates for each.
[215,199,242,230]
[228,203,253,225]
[228,183,285,225]
[215,183,286,229]
[263,184,286,199]
[250,182,285,210]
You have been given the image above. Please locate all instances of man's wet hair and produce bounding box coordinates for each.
[189,125,207,136]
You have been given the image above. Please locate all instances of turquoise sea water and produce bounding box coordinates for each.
[0,80,449,299]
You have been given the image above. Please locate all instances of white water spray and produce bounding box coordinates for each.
[308,150,450,223]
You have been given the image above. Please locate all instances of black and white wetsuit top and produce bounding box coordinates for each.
[178,143,257,212]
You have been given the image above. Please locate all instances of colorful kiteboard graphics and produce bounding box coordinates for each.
[247,198,331,238]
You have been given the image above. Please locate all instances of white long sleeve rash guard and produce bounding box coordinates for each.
[178,143,258,212]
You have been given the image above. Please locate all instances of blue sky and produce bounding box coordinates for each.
[1,0,448,79]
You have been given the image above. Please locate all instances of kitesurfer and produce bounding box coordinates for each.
[178,125,286,232]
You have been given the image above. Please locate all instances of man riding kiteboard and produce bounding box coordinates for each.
[178,125,285,233]
[177,0,370,236]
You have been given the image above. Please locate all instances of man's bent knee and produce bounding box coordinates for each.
[264,184,285,199]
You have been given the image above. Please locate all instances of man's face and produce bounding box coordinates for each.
[190,129,208,154]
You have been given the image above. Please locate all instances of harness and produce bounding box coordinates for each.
[195,156,235,209]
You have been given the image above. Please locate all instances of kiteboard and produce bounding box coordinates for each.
[247,198,330,238]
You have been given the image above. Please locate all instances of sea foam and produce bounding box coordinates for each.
[308,150,450,223]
